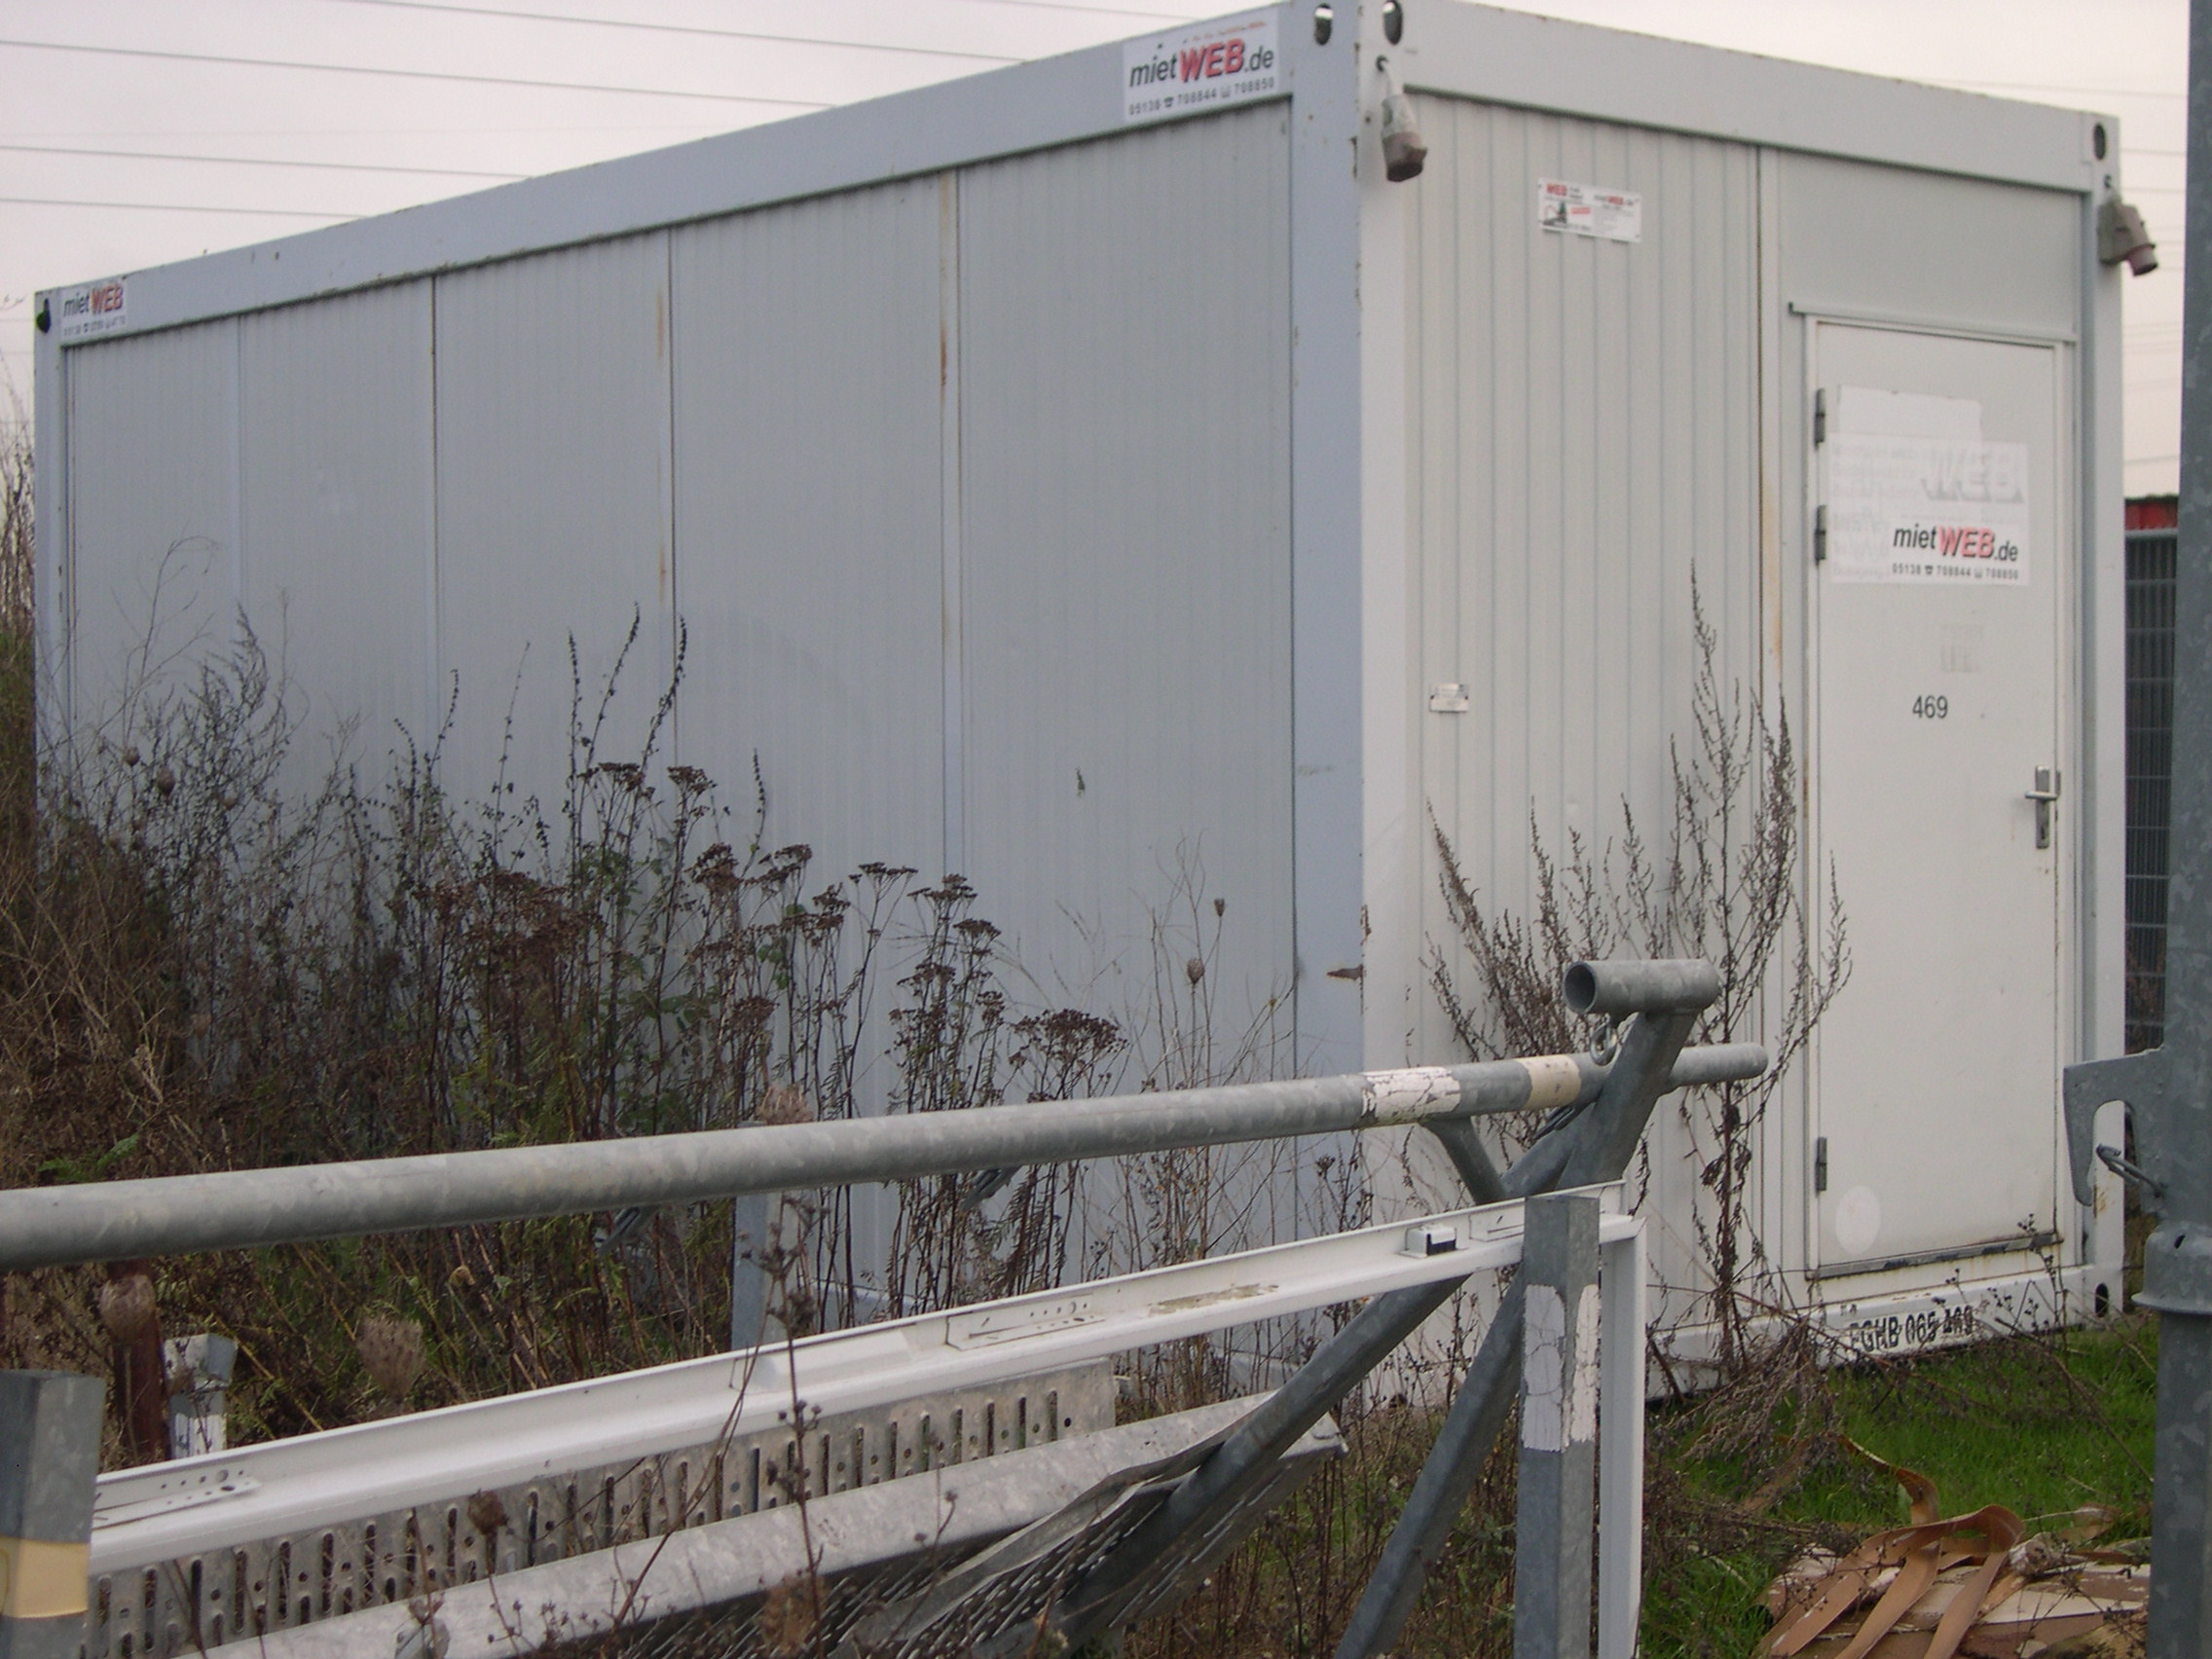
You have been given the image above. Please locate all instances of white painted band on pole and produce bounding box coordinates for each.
[1360,1067,1461,1124]
[1523,1284,1568,1453]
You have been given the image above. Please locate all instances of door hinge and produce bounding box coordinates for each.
[1813,387,1826,447]
[1814,1136,1828,1194]
[1814,503,1828,563]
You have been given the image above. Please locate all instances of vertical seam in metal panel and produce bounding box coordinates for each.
[2075,189,2105,1078]
[1753,142,1796,1291]
[40,322,71,735]
[229,318,244,613]
[940,168,966,880]
[663,230,681,764]
[425,278,442,746]
[1751,144,1790,1287]
[2081,172,2127,1273]
[1800,288,1825,1283]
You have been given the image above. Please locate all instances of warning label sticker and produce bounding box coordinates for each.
[1123,16,1278,124]
[1537,178,1642,243]
[1825,433,2031,586]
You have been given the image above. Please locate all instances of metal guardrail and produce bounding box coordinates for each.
[0,958,1763,1659]
[92,1360,1122,1659]
[87,1194,1647,1659]
[186,1394,1347,1659]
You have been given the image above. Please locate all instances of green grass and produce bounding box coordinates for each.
[1641,1316,2160,1657]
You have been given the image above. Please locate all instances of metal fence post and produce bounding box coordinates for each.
[2046,7,2212,1656]
[1334,961,1715,1659]
[0,1372,104,1659]
[1594,1225,1646,1659]
[1515,1192,1602,1659]
[729,1190,770,1350]
[2154,14,2212,1655]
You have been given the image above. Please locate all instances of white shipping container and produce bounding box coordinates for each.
[34,2,2131,1356]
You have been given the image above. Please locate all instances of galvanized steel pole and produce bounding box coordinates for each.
[2057,8,2212,1655]
[0,1373,103,1659]
[0,1039,1763,1272]
[1335,998,1710,1659]
[2151,11,2212,1646]
[1513,1192,1603,1659]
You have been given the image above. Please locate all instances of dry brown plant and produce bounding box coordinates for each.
[1429,577,1850,1371]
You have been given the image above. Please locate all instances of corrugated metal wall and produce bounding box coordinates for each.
[65,318,241,725]
[959,106,1295,1020]
[239,285,434,757]
[1400,96,1762,1312]
[59,102,1298,1059]
[432,234,679,803]
[670,178,947,887]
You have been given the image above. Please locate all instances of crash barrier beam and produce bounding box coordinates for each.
[55,1199,1648,1659]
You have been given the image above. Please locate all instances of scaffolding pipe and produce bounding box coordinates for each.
[0,1041,1765,1272]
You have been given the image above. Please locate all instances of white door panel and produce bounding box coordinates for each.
[1811,322,2064,1275]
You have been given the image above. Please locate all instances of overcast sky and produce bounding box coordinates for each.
[0,0,2189,492]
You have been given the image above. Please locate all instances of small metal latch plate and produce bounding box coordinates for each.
[1814,1136,1828,1194]
[1428,683,1470,713]
[2027,766,2060,850]
[1403,1222,1460,1258]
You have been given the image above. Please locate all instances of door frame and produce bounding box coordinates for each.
[1797,309,2081,1284]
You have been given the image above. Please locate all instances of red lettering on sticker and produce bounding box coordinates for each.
[1937,526,1963,557]
[1203,42,1227,76]
[1180,46,1207,80]
[1226,38,1245,74]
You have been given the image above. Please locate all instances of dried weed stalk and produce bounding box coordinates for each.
[0,547,1132,1443]
[1429,578,1850,1370]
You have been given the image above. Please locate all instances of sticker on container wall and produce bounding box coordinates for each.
[1835,387,1981,441]
[1537,179,1642,243]
[51,276,128,342]
[1824,432,2031,586]
[1124,16,1278,124]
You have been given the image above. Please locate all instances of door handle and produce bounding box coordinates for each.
[2025,767,2060,850]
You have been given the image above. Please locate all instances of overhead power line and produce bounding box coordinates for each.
[0,36,830,109]
[313,0,1019,65]
[0,195,355,219]
[0,141,523,179]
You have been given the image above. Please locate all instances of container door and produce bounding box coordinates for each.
[1809,320,2065,1279]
